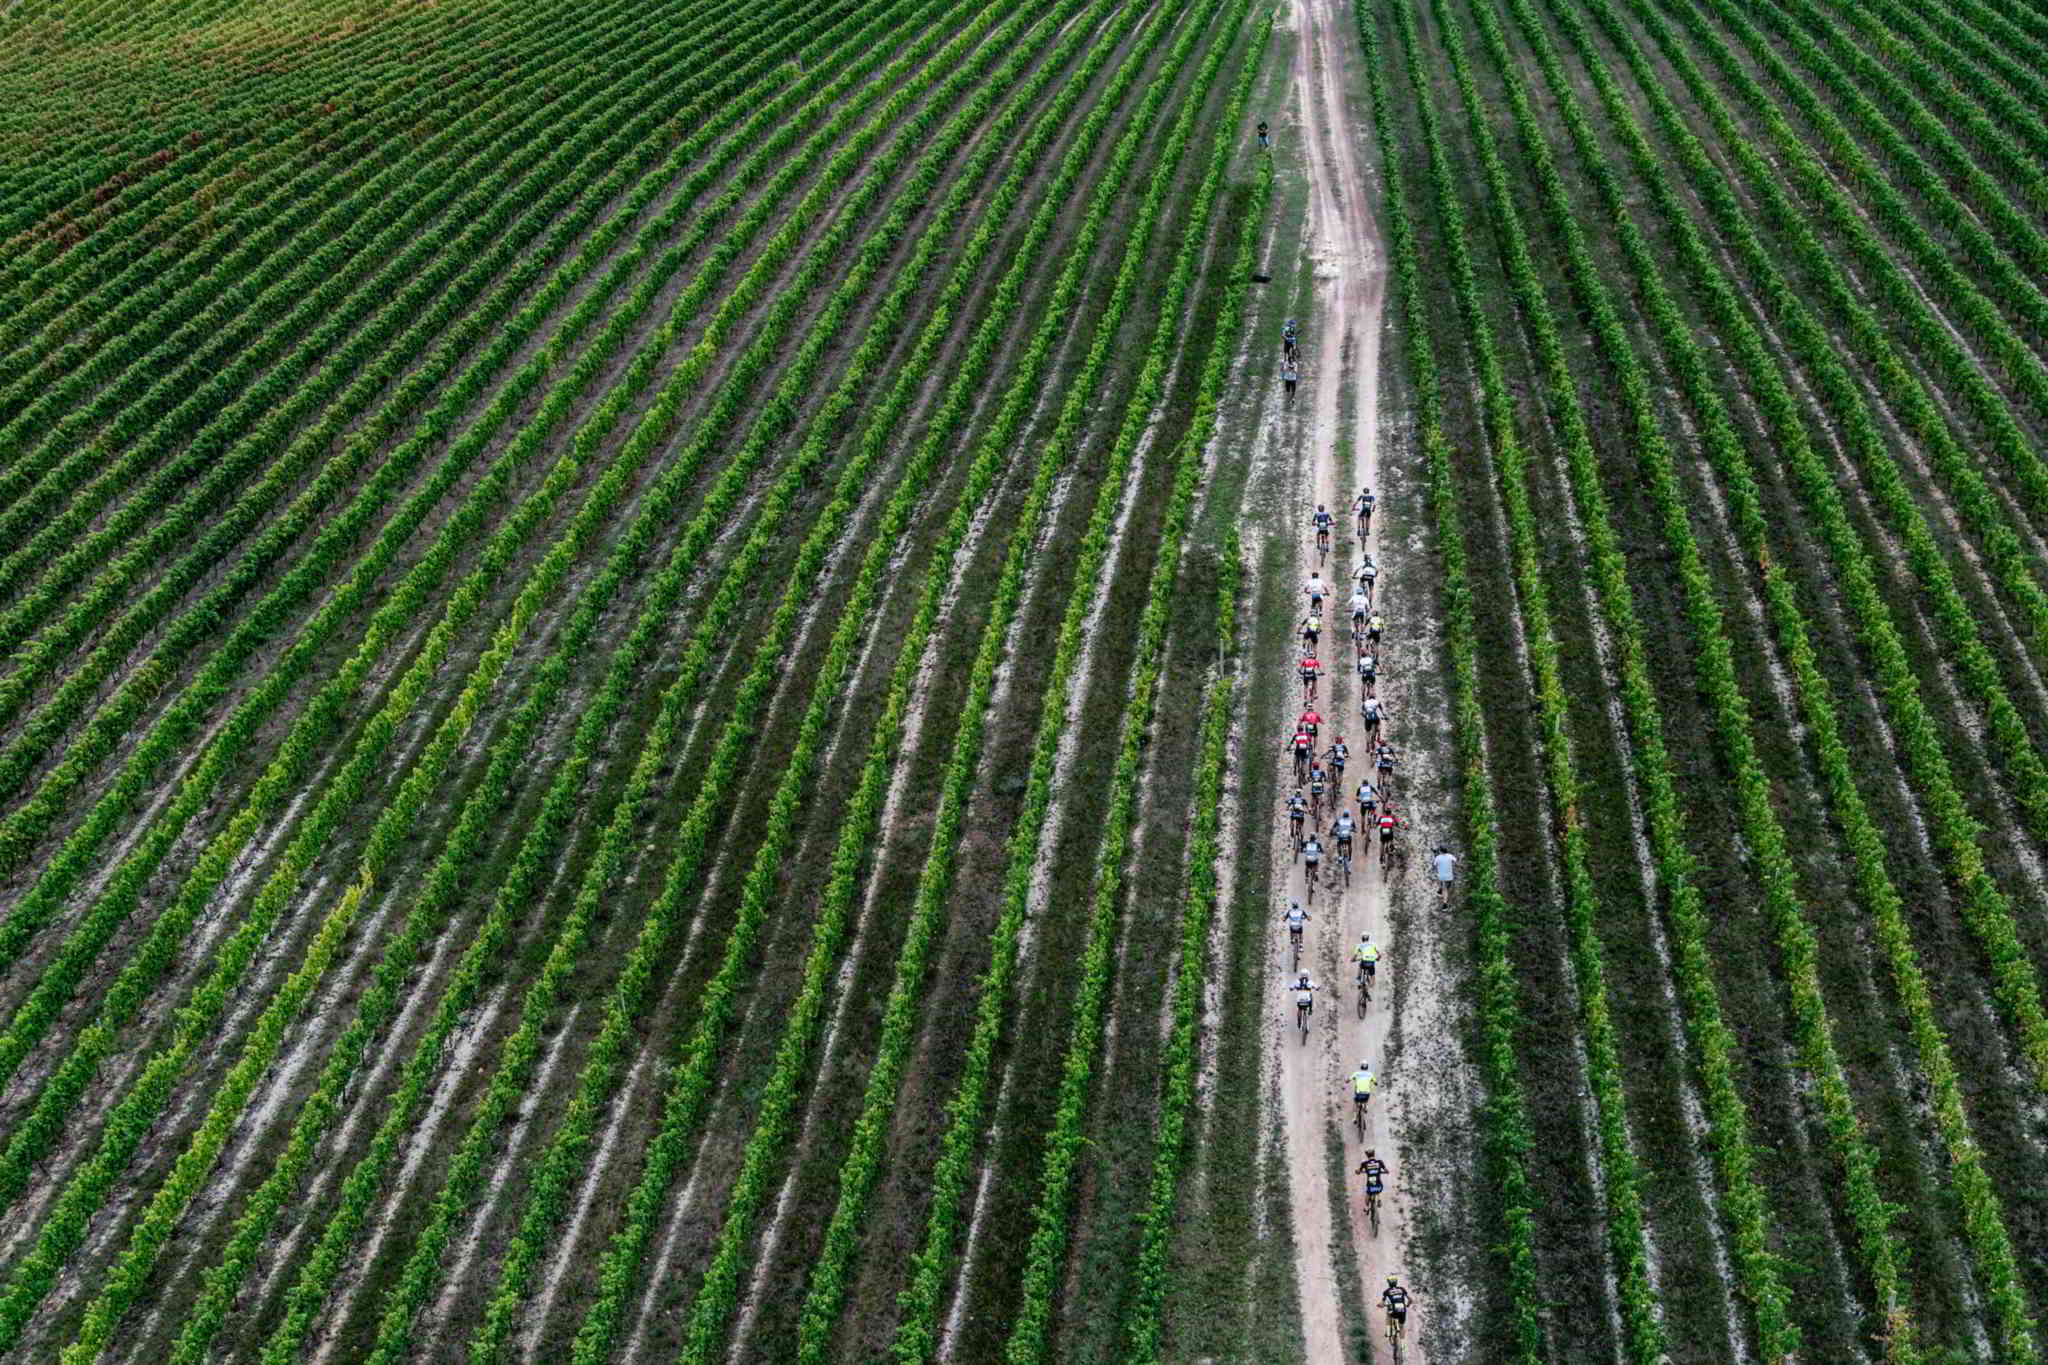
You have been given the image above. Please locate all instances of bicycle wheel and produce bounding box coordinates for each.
[1367,1192,1381,1236]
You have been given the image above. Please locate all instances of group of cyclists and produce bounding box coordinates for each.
[1274,326,1431,1348]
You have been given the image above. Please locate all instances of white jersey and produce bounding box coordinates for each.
[1303,576,1328,599]
[1350,592,1369,616]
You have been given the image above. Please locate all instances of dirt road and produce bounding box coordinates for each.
[1268,0,1408,1358]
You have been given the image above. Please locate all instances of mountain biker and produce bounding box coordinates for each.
[1292,970,1317,1004]
[1283,361,1299,398]
[1367,612,1385,645]
[1360,694,1382,737]
[1300,614,1321,651]
[1350,588,1369,632]
[1286,789,1308,842]
[1376,741,1397,790]
[1354,932,1379,984]
[1381,1277,1411,1328]
[1291,728,1314,781]
[1377,804,1400,852]
[1351,1060,1376,1110]
[1312,504,1334,542]
[1299,707,1322,740]
[1357,487,1377,528]
[1301,833,1324,876]
[1357,1149,1388,1198]
[1356,778,1379,819]
[1303,572,1330,608]
[1325,737,1347,785]
[1257,120,1270,150]
[1299,653,1322,701]
[1357,651,1377,692]
[1332,810,1356,860]
[1432,846,1458,906]
[1307,764,1329,813]
[1355,554,1378,601]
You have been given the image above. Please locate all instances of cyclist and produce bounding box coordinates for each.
[1376,740,1397,793]
[1303,571,1330,610]
[1354,487,1377,536]
[1332,810,1356,862]
[1300,652,1322,703]
[1351,1060,1377,1111]
[1284,899,1309,951]
[1312,503,1335,554]
[1357,1149,1389,1199]
[1282,360,1299,399]
[1290,727,1314,782]
[1300,613,1321,651]
[1381,1277,1411,1331]
[1301,832,1325,879]
[1356,778,1379,821]
[1357,650,1377,695]
[1360,694,1382,738]
[1298,706,1323,741]
[1354,932,1379,987]
[1257,119,1271,150]
[1286,788,1308,844]
[1377,803,1401,863]
[1286,970,1318,1015]
[1325,735,1347,786]
[1432,845,1458,906]
[1307,763,1329,818]
[1355,554,1378,604]
[1283,317,1299,362]
[1350,588,1369,635]
[1367,612,1385,645]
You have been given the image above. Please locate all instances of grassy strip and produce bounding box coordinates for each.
[1619,0,2048,841]
[882,17,1257,1361]
[328,7,1106,1358]
[559,7,1215,1362]
[1118,542,1245,1358]
[1510,0,2042,1352]
[1359,0,1545,1352]
[1406,0,1668,1353]
[463,2,1170,1356]
[997,37,1266,1358]
[1576,0,2048,1090]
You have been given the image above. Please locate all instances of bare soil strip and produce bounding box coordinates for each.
[1271,0,1416,1358]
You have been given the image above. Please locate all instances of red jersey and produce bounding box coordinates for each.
[1299,710,1322,730]
[1377,813,1397,834]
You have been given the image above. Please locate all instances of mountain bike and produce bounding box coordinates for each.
[1353,1092,1370,1139]
[1365,1185,1382,1237]
[1335,847,1352,888]
[1387,1310,1405,1362]
[1297,995,1312,1044]
[1290,924,1304,973]
[1316,526,1330,562]
[1356,959,1372,1016]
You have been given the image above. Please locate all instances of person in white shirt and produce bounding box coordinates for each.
[1303,572,1329,608]
[1431,846,1457,905]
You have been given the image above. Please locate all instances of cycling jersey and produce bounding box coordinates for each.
[1334,816,1355,838]
[1285,908,1307,929]
[1351,1068,1375,1097]
[1303,577,1328,598]
[1353,495,1371,516]
[1382,1288,1409,1313]
[1378,815,1397,835]
[1302,840,1323,862]
[1350,593,1368,616]
[1354,940,1378,963]
[1313,511,1334,529]
[1360,1157,1388,1190]
[1300,658,1320,677]
[1293,731,1312,751]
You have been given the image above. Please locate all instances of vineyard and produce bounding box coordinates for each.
[4,0,2046,1357]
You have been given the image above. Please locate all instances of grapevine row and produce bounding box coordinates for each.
[1359,2,1546,1352]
